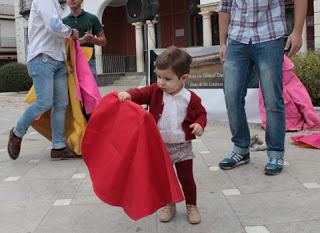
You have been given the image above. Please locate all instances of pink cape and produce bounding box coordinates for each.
[73,40,101,114]
[82,93,185,220]
[292,134,320,149]
[259,55,320,131]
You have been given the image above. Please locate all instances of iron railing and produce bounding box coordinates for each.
[96,55,137,74]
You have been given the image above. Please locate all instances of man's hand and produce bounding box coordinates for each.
[118,91,131,102]
[219,44,227,64]
[71,28,79,40]
[80,32,95,44]
[285,32,303,57]
[190,123,204,137]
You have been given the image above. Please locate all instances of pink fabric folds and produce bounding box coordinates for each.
[73,40,101,114]
[259,55,320,131]
[292,134,320,149]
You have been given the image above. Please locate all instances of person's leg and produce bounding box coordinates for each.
[8,55,55,160]
[88,58,98,82]
[175,159,200,224]
[219,40,252,169]
[175,160,196,205]
[14,56,55,138]
[50,61,79,160]
[51,61,68,149]
[253,38,285,175]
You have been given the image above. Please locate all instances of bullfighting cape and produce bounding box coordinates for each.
[292,134,320,149]
[82,93,185,220]
[24,39,99,155]
[259,55,320,131]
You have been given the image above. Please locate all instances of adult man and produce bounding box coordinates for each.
[218,0,307,175]
[63,0,106,81]
[7,0,80,160]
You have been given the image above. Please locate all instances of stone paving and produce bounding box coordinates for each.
[0,84,320,233]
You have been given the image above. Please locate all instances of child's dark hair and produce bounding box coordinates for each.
[155,46,192,78]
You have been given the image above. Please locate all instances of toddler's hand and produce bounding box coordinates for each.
[118,91,131,102]
[190,123,204,137]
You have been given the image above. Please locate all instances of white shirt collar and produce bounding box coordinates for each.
[163,87,190,101]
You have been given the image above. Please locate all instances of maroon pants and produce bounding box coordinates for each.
[175,159,196,205]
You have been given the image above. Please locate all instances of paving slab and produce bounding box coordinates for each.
[0,200,53,233]
[34,204,158,233]
[228,189,320,225]
[266,220,320,233]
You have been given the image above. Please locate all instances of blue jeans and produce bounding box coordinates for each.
[14,54,68,149]
[89,58,98,82]
[223,38,285,159]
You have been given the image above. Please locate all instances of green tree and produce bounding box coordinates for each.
[0,63,32,92]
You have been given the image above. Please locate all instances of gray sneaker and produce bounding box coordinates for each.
[265,157,284,175]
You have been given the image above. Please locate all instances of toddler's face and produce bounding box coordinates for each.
[156,68,187,95]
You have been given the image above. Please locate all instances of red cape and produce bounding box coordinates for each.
[82,93,184,220]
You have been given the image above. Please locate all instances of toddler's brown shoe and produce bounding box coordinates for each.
[186,204,201,224]
[159,204,176,222]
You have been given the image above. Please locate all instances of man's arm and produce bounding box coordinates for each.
[219,12,230,63]
[218,0,232,63]
[285,0,308,57]
[80,31,106,46]
[93,31,106,46]
[36,1,72,38]
[80,15,106,46]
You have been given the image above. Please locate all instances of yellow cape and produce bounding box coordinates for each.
[24,40,94,155]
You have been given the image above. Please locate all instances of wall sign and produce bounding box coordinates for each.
[148,46,261,122]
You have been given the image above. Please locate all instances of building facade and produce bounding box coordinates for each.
[14,0,317,73]
[0,0,16,63]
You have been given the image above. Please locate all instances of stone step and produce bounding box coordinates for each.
[97,73,146,87]
[112,75,146,88]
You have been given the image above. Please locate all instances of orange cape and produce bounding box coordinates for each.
[23,40,93,155]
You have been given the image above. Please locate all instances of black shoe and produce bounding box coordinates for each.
[51,147,82,161]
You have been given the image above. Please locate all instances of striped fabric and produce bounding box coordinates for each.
[268,157,284,166]
[228,152,245,163]
[219,0,287,44]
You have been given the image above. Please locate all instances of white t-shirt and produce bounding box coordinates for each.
[27,0,71,62]
[158,88,191,143]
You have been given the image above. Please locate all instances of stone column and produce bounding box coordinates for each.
[198,3,219,47]
[14,0,28,63]
[314,0,320,49]
[146,20,157,49]
[200,10,213,46]
[132,22,144,72]
[94,45,103,74]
